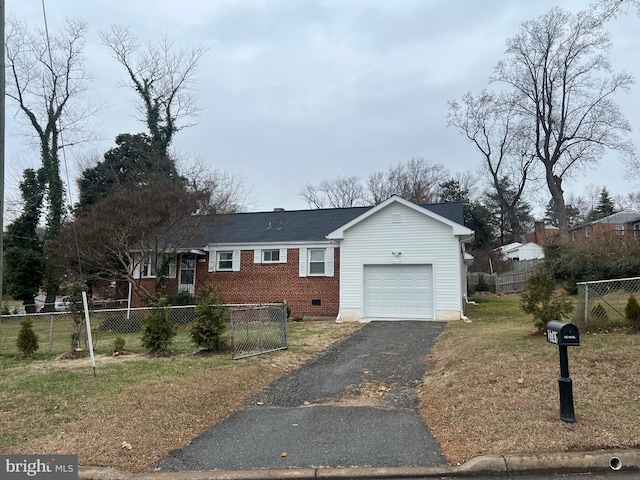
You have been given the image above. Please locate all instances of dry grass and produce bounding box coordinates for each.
[420,294,640,465]
[0,320,361,473]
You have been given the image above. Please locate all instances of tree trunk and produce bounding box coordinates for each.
[546,170,569,243]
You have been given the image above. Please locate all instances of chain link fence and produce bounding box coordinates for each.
[575,277,640,331]
[229,303,289,360]
[1,303,288,359]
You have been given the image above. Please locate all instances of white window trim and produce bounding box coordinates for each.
[299,247,334,277]
[209,249,241,272]
[308,249,326,276]
[217,251,234,271]
[138,254,177,279]
[253,248,288,264]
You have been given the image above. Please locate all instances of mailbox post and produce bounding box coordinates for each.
[546,320,580,423]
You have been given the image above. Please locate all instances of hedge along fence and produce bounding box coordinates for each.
[575,277,640,331]
[0,303,288,360]
[0,307,196,358]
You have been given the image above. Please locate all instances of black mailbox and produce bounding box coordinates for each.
[546,320,580,423]
[546,320,580,347]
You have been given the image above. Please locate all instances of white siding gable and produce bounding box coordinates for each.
[337,201,463,321]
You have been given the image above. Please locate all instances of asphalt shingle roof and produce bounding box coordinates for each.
[191,201,465,246]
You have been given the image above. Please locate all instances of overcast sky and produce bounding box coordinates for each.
[6,0,640,217]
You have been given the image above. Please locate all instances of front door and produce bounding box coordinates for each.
[179,255,196,294]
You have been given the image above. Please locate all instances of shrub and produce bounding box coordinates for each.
[476,274,489,292]
[141,300,177,354]
[190,290,229,352]
[625,296,640,330]
[113,336,126,353]
[16,319,39,358]
[520,272,574,333]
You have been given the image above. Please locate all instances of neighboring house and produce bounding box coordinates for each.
[496,242,545,261]
[569,211,640,246]
[132,196,474,322]
[525,221,560,246]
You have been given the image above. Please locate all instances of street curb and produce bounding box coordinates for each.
[78,449,640,479]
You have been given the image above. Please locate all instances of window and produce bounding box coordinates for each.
[217,251,233,271]
[263,249,280,262]
[571,231,576,242]
[635,223,640,240]
[298,247,333,277]
[141,256,156,278]
[585,226,592,237]
[616,224,625,236]
[180,256,196,286]
[309,249,325,275]
[139,254,176,279]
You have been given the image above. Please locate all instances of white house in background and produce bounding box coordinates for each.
[496,242,545,261]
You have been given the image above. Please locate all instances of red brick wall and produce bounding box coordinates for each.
[197,248,340,318]
[132,249,341,318]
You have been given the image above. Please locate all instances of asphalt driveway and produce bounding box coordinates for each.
[153,321,447,471]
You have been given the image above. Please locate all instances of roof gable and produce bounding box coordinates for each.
[326,196,473,240]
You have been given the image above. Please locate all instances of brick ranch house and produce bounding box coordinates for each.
[568,211,640,246]
[131,196,474,322]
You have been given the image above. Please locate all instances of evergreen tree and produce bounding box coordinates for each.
[4,170,45,313]
[16,319,40,358]
[484,177,533,245]
[587,187,617,221]
[76,133,183,214]
[544,198,582,228]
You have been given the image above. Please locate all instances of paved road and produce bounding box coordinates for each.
[154,321,446,471]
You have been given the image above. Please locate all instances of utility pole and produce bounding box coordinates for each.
[0,0,5,305]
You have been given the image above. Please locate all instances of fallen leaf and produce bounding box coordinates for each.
[256,401,264,406]
[516,378,524,384]
[121,441,132,450]
[281,452,287,457]
[303,401,310,406]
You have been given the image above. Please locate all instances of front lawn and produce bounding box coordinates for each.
[420,294,640,464]
[0,320,361,473]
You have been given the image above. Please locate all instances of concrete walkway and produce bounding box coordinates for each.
[153,321,446,472]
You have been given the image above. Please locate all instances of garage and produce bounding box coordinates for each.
[363,264,434,319]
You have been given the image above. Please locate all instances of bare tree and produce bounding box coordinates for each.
[448,90,536,242]
[5,17,97,307]
[367,157,449,205]
[62,173,211,299]
[614,191,640,211]
[591,0,640,21]
[300,175,367,209]
[100,25,208,156]
[493,7,636,242]
[182,160,253,213]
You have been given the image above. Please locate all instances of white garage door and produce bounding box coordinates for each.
[363,264,434,319]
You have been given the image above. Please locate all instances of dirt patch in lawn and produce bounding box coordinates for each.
[0,321,361,473]
[420,295,640,465]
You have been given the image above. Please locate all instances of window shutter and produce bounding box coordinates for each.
[325,247,335,277]
[280,248,288,263]
[232,249,241,271]
[254,249,262,263]
[208,251,216,272]
[299,248,307,277]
